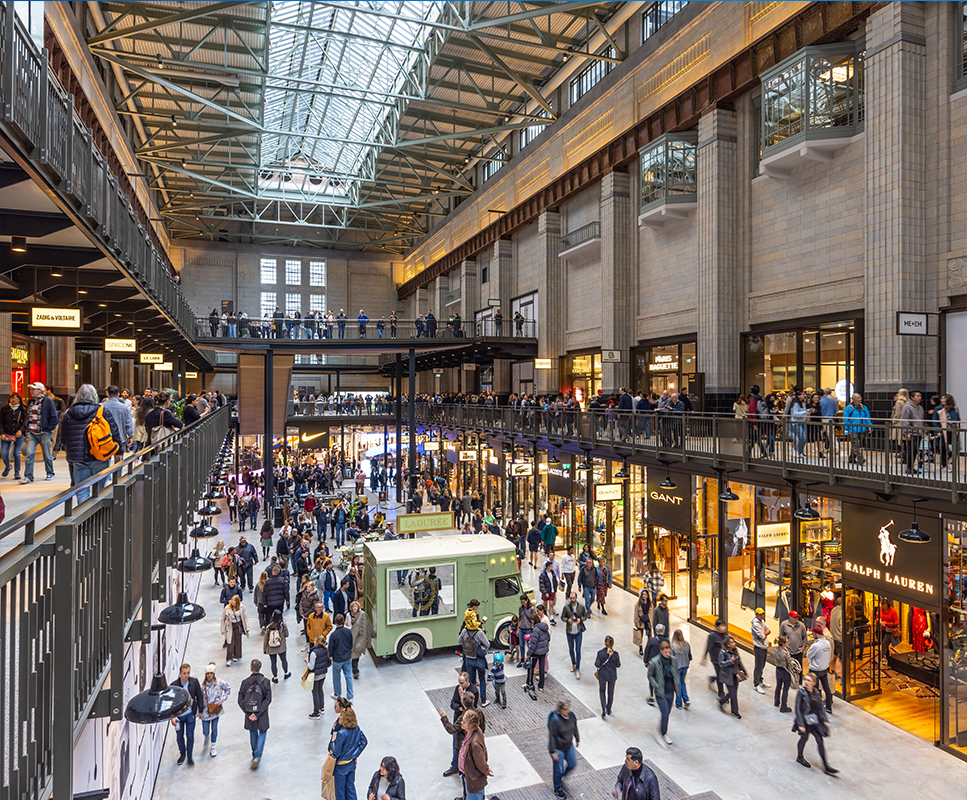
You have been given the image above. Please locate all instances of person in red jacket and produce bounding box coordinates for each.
[876,598,900,664]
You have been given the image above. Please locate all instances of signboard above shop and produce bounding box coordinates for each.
[31,307,80,329]
[511,462,533,478]
[153,362,173,372]
[140,353,164,364]
[105,338,136,353]
[645,469,690,531]
[595,483,622,501]
[459,450,478,462]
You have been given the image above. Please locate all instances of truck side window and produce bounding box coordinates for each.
[494,576,520,598]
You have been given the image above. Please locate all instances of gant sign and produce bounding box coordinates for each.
[645,469,690,532]
[650,491,683,505]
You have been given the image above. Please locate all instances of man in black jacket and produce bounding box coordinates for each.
[262,566,289,617]
[236,537,259,590]
[328,614,354,701]
[642,624,669,706]
[238,659,272,768]
[171,663,205,765]
[614,747,660,800]
[548,700,581,799]
[702,618,728,697]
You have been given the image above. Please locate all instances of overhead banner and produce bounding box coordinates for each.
[31,307,80,329]
[140,353,164,364]
[105,337,137,353]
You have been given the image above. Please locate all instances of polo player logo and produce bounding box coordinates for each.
[878,520,897,567]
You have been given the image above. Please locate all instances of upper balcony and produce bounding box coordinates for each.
[638,133,697,228]
[759,42,865,179]
[559,221,601,261]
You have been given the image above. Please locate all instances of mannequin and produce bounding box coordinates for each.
[820,584,835,625]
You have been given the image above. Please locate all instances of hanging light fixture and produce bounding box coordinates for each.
[178,548,213,573]
[124,626,191,724]
[719,483,739,502]
[199,503,222,516]
[502,442,513,454]
[659,469,676,490]
[794,484,821,520]
[190,521,218,539]
[547,454,561,465]
[158,591,206,625]
[613,462,630,481]
[575,453,593,472]
[899,500,931,543]
[11,236,27,253]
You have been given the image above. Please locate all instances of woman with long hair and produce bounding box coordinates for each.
[671,629,692,709]
[457,709,492,800]
[349,600,374,680]
[209,540,227,586]
[795,673,837,773]
[199,663,230,758]
[1,392,27,479]
[594,635,621,718]
[262,608,290,682]
[220,594,249,667]
[253,571,269,630]
[366,756,405,800]
[259,519,274,560]
[133,394,154,452]
[330,705,368,800]
[634,589,652,657]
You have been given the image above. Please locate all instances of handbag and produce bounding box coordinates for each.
[206,702,222,715]
[736,670,748,682]
[320,755,336,800]
[804,713,820,727]
[301,670,315,691]
[632,628,643,647]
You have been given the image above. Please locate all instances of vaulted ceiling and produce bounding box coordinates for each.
[86,0,624,253]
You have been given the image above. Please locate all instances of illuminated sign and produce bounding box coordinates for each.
[104,337,137,353]
[649,354,678,371]
[423,441,440,451]
[31,307,80,329]
[10,347,29,365]
[510,462,533,478]
[756,522,791,549]
[534,358,552,369]
[397,512,455,534]
[185,371,198,378]
[140,353,164,364]
[153,362,173,372]
[594,483,622,501]
[459,450,478,462]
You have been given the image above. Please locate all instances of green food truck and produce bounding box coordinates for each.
[362,534,532,663]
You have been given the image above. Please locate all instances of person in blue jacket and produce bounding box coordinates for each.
[330,704,368,800]
[842,392,871,465]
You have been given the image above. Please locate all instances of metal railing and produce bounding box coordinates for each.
[289,395,396,417]
[410,404,966,498]
[0,406,230,800]
[559,220,601,251]
[0,4,194,340]
[194,316,537,341]
[445,286,462,306]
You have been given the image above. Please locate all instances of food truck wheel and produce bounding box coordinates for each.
[395,634,426,664]
[495,621,513,649]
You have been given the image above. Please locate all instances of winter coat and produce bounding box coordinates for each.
[305,610,333,644]
[0,403,26,437]
[262,620,288,655]
[262,574,289,608]
[646,653,681,697]
[366,770,406,800]
[299,586,321,619]
[62,402,122,463]
[594,648,621,683]
[351,610,374,659]
[461,730,490,794]
[220,604,249,643]
[237,673,271,732]
[526,619,550,657]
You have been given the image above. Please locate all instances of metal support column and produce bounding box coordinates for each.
[395,355,403,504]
[264,349,274,515]
[408,347,417,503]
[790,482,802,615]
[533,443,540,520]
[585,460,593,549]
[716,471,728,625]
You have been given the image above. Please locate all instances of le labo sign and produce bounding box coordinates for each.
[842,501,941,609]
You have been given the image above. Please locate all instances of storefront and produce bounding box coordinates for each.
[10,335,45,396]
[742,317,861,398]
[562,352,601,405]
[633,341,697,399]
[538,450,574,548]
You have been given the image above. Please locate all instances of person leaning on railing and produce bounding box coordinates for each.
[842,393,871,465]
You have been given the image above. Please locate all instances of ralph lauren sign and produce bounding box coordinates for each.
[842,502,941,610]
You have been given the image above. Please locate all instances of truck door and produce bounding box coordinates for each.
[464,559,488,617]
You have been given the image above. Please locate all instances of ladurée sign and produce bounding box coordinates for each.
[842,502,940,609]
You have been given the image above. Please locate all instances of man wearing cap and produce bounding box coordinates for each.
[751,608,771,694]
[806,626,834,712]
[20,382,58,483]
[780,610,808,682]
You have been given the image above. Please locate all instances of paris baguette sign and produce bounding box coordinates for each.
[842,501,941,607]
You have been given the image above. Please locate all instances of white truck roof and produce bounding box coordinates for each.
[364,533,517,565]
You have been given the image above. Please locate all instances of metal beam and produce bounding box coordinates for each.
[88,2,258,45]
[467,35,556,118]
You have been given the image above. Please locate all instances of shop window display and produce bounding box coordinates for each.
[693,476,719,627]
[945,518,967,754]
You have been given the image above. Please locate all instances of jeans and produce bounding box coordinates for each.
[753,646,768,686]
[23,431,54,480]
[201,716,219,742]
[789,424,806,456]
[598,678,615,714]
[552,745,578,792]
[656,692,672,735]
[467,662,486,702]
[676,667,690,707]
[582,585,595,613]
[71,458,111,502]
[813,668,833,711]
[175,712,196,757]
[493,681,506,707]
[518,632,528,663]
[1,436,23,476]
[566,631,583,671]
[775,666,792,709]
[268,652,289,678]
[249,728,267,759]
[332,660,353,700]
[335,523,346,546]
[323,589,334,612]
[334,762,357,800]
[338,322,346,339]
[228,323,236,337]
[463,775,484,800]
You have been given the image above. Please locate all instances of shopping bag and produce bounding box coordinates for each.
[301,668,314,691]
[633,628,643,647]
[321,755,336,800]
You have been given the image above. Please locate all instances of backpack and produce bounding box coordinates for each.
[87,407,119,460]
[241,677,265,714]
[268,627,282,648]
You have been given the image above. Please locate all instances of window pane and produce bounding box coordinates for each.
[569,46,615,105]
[310,294,326,312]
[260,257,277,284]
[260,292,276,317]
[285,259,301,285]
[388,564,455,622]
[309,260,326,287]
[285,293,301,315]
[642,1,689,42]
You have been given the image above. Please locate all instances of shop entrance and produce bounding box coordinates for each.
[847,591,941,746]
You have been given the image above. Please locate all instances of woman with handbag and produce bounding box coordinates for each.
[262,609,291,683]
[329,705,368,800]
[307,634,331,719]
[220,595,249,667]
[144,392,183,445]
[1,392,27,479]
[716,637,745,719]
[199,663,230,758]
[633,589,652,657]
[773,634,798,713]
[794,673,838,774]
[593,635,621,718]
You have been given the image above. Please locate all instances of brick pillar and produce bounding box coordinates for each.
[117,359,136,394]
[864,3,928,403]
[433,274,449,322]
[89,350,112,393]
[459,259,479,327]
[43,336,75,396]
[536,210,563,395]
[0,314,11,396]
[697,107,740,410]
[600,171,633,394]
[493,240,514,396]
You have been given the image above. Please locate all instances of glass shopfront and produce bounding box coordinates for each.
[563,352,602,406]
[539,451,574,549]
[633,341,697,397]
[10,335,45,396]
[743,318,860,398]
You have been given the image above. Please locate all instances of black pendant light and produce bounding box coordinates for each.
[125,625,191,724]
[719,483,739,502]
[203,489,225,500]
[199,503,222,516]
[794,484,821,520]
[190,522,219,539]
[659,468,676,490]
[575,454,593,472]
[178,547,213,573]
[899,500,931,543]
[613,460,629,481]
[158,591,206,625]
[502,442,513,454]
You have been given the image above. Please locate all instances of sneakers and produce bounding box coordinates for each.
[569,665,575,673]
[308,712,321,719]
[1,468,8,477]
[45,475,54,481]
[760,681,771,689]
[575,670,581,680]
[177,754,186,766]
[731,712,742,719]
[663,734,673,745]
[272,677,279,684]
[250,757,260,770]
[284,672,291,679]
[210,745,217,757]
[553,789,566,798]
[480,700,491,708]
[20,477,32,484]
[754,685,765,694]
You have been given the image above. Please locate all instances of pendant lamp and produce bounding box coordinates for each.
[199,503,222,516]
[178,548,213,573]
[613,460,629,481]
[719,483,739,502]
[659,469,676,490]
[190,522,219,539]
[899,501,931,543]
[124,626,191,724]
[547,454,561,465]
[158,591,206,625]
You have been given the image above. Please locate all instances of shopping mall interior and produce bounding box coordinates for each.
[1,2,966,799]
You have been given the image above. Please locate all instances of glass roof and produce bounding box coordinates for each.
[261,1,443,182]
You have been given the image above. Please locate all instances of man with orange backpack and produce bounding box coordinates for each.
[61,384,123,502]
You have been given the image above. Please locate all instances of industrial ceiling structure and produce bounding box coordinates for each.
[86,0,624,253]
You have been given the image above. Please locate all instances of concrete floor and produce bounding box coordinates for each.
[149,480,966,800]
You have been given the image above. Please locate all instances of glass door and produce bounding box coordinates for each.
[844,588,880,699]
